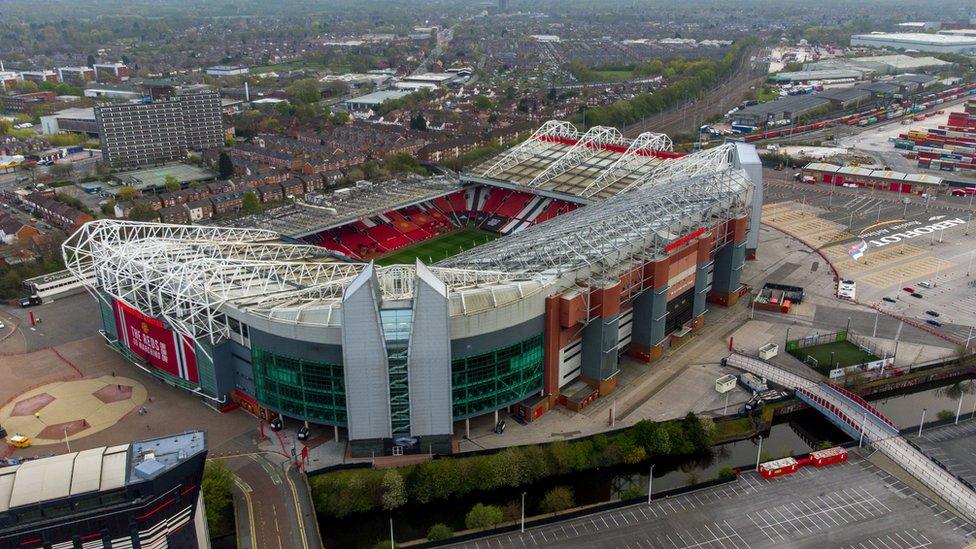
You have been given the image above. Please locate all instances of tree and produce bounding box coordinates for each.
[465,503,504,530]
[426,523,453,541]
[473,95,493,111]
[128,204,158,221]
[540,486,575,514]
[218,151,234,179]
[16,80,39,93]
[241,191,260,213]
[49,163,75,180]
[87,54,96,67]
[0,119,12,135]
[202,461,235,534]
[286,78,322,104]
[322,80,350,97]
[101,200,116,216]
[409,112,428,131]
[163,175,181,193]
[380,470,406,510]
[117,186,137,202]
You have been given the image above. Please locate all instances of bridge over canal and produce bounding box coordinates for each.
[726,352,976,522]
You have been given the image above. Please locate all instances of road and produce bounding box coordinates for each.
[622,47,766,137]
[216,451,321,549]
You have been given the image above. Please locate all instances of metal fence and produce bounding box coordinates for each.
[785,330,847,352]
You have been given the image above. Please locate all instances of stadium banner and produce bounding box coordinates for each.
[113,300,199,384]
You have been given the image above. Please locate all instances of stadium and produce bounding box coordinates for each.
[63,121,763,456]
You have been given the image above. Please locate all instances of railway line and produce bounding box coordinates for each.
[623,47,766,137]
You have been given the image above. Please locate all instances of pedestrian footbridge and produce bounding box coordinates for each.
[726,352,976,522]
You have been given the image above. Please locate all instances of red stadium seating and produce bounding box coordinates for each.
[305,185,583,257]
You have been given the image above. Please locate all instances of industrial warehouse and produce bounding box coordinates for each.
[62,121,762,457]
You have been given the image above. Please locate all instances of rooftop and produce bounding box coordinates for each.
[0,431,204,513]
[468,121,677,200]
[343,89,414,106]
[115,163,216,191]
[222,176,461,238]
[852,32,976,45]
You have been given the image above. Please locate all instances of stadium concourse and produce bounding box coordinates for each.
[63,121,764,457]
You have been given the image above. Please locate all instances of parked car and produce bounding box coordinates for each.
[925,310,940,317]
[882,297,896,303]
[911,293,923,299]
[926,319,942,327]
[902,287,915,293]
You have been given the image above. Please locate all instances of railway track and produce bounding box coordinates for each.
[623,47,766,137]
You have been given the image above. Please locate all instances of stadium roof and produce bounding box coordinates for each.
[221,176,461,238]
[467,121,677,200]
[63,123,753,343]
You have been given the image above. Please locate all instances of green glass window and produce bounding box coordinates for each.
[451,334,544,420]
[252,347,346,425]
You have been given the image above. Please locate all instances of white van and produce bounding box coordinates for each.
[918,280,932,289]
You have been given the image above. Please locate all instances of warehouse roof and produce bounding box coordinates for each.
[736,95,831,117]
[343,89,413,106]
[817,87,872,103]
[852,33,976,46]
[770,69,863,82]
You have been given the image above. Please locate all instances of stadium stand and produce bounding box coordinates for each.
[303,184,582,261]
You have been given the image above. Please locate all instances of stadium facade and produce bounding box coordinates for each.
[64,122,763,456]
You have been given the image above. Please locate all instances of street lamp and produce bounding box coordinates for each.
[647,464,655,504]
[859,411,867,448]
[918,408,927,438]
[755,435,763,472]
[521,492,526,533]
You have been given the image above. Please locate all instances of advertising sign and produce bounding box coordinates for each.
[114,300,199,384]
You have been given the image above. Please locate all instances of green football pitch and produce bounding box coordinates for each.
[790,340,879,374]
[374,227,500,266]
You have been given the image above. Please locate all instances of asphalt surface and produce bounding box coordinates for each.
[218,451,321,549]
[447,453,974,548]
[763,175,976,345]
[911,419,976,490]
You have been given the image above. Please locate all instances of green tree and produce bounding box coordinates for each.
[426,523,453,541]
[473,95,493,111]
[217,151,234,179]
[937,410,955,421]
[163,175,181,192]
[101,200,116,216]
[540,486,575,514]
[128,204,158,221]
[465,503,504,530]
[286,78,322,104]
[202,461,235,535]
[86,54,96,67]
[409,112,428,131]
[16,80,39,93]
[380,470,406,510]
[241,191,260,213]
[117,185,137,202]
[0,119,12,135]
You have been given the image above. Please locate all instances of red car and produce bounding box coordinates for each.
[903,287,915,293]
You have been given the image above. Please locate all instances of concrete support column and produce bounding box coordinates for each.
[629,256,669,362]
[708,217,748,307]
[692,232,714,328]
[580,282,621,396]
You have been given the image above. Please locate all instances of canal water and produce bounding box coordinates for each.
[320,377,974,547]
[869,378,976,427]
